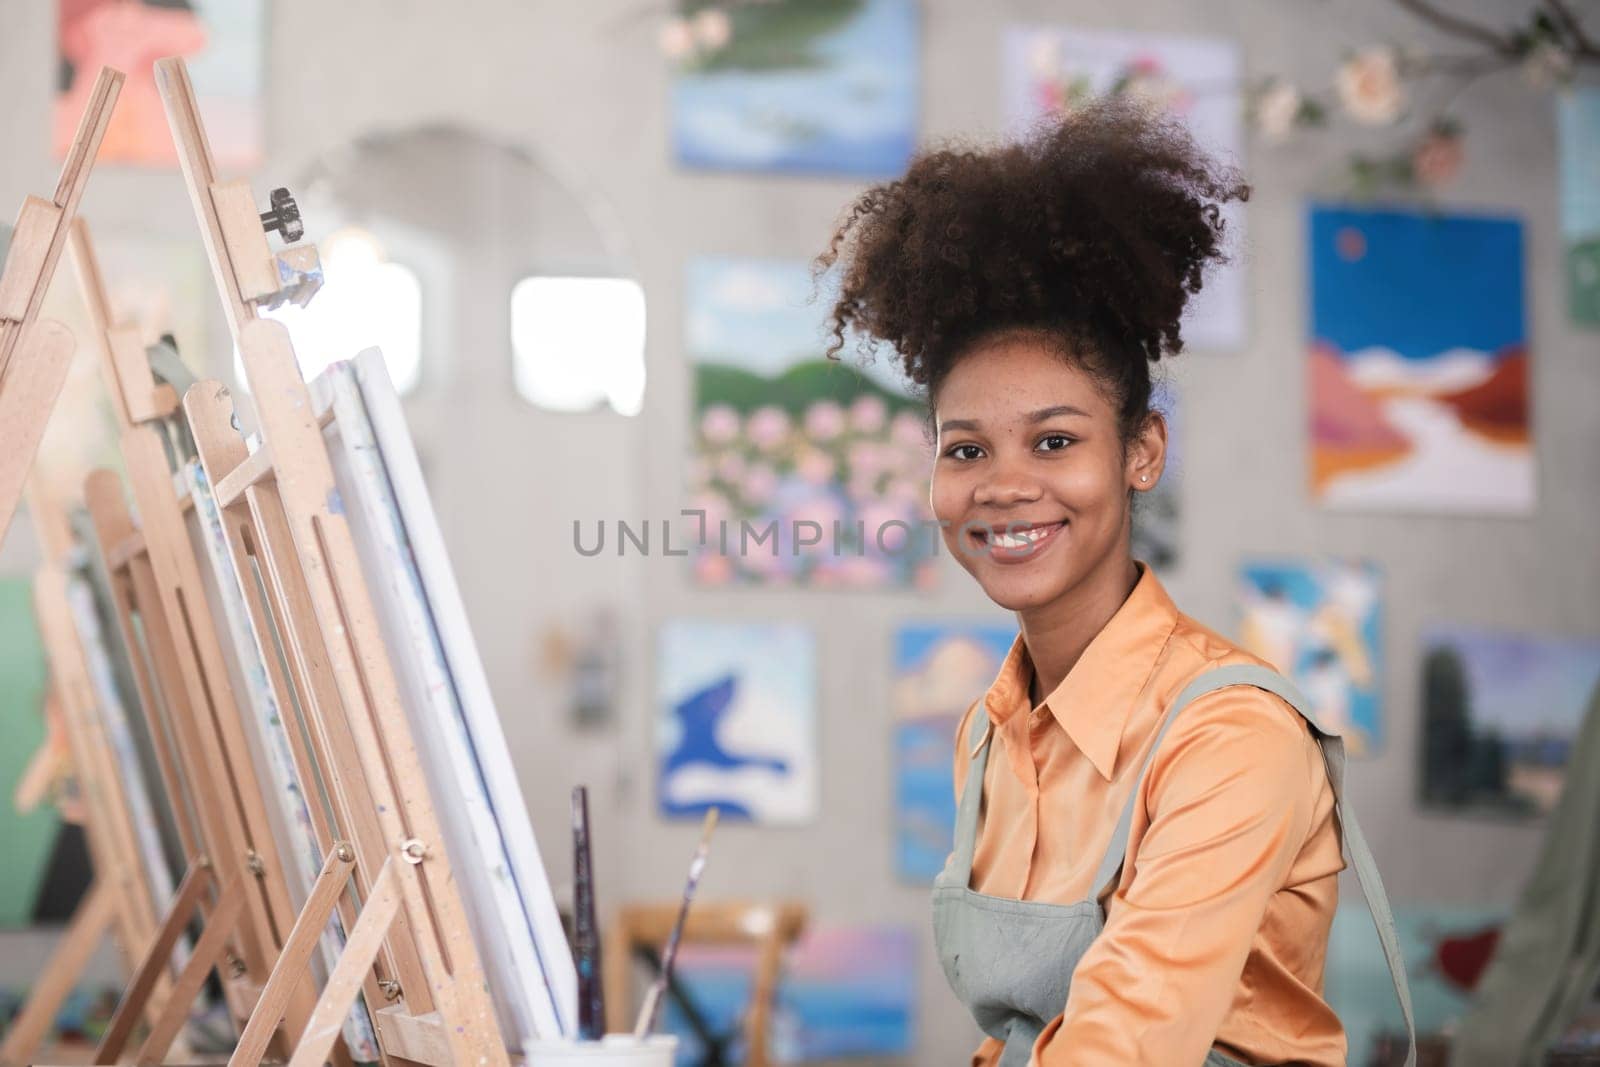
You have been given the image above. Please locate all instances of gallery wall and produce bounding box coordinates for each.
[1,0,1597,1060]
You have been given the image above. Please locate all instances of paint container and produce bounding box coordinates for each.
[525,1035,678,1067]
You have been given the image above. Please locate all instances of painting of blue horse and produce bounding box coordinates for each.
[657,621,817,824]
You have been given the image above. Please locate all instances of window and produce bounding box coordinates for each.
[238,227,423,395]
[510,276,646,416]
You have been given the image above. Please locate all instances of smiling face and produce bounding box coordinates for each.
[929,332,1166,617]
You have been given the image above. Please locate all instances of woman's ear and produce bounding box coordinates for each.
[1128,410,1168,491]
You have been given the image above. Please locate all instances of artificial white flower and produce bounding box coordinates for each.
[1256,79,1302,142]
[691,8,732,52]
[1522,40,1573,89]
[1336,46,1404,125]
[659,16,695,61]
[1025,34,1063,80]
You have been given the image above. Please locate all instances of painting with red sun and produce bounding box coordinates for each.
[1308,205,1532,514]
[55,0,263,168]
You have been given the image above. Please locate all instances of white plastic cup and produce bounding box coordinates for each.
[524,1034,679,1067]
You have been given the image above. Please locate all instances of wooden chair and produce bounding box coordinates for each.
[603,900,807,1067]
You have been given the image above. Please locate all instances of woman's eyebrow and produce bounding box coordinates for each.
[938,417,981,433]
[939,405,1090,433]
[1028,404,1090,422]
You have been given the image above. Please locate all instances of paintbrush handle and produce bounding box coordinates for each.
[633,808,719,1038]
[573,786,605,1039]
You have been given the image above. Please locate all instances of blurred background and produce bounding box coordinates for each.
[1,0,1598,1064]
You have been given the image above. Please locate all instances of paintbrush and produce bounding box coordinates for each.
[632,807,720,1039]
[572,786,605,1039]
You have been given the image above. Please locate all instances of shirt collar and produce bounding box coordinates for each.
[982,564,1181,780]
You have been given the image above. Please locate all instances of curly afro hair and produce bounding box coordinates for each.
[818,96,1249,444]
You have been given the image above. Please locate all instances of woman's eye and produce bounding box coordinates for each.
[1037,434,1074,452]
[946,444,984,461]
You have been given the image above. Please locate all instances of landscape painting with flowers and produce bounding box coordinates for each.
[687,256,934,589]
[999,25,1245,352]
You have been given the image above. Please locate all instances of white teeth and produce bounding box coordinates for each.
[989,525,1055,549]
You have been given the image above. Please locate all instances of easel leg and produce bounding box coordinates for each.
[129,873,247,1066]
[287,859,401,1067]
[0,880,115,1067]
[0,320,75,543]
[229,845,355,1067]
[93,861,213,1064]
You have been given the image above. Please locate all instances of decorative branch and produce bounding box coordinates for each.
[1542,0,1600,58]
[1251,0,1596,196]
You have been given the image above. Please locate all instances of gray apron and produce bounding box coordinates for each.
[933,663,1417,1067]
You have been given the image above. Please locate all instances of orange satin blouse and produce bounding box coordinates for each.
[953,565,1348,1066]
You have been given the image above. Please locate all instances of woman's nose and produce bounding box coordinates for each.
[973,461,1043,507]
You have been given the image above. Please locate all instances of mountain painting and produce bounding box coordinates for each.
[670,0,918,176]
[893,623,1016,883]
[657,620,817,824]
[1308,206,1532,513]
[687,256,934,589]
[1559,88,1600,327]
[1420,628,1600,818]
[1133,383,1181,571]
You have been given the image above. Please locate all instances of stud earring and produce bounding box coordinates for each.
[1139,474,1149,483]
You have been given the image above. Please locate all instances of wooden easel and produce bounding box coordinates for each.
[0,68,122,544]
[0,487,173,1067]
[58,222,341,1067]
[154,53,515,1067]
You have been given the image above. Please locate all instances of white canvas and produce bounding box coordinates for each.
[311,352,577,1045]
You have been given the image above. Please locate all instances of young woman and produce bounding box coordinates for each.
[819,100,1413,1066]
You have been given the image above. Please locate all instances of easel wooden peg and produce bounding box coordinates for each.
[0,67,123,543]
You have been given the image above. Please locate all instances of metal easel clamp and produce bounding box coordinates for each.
[259,188,303,242]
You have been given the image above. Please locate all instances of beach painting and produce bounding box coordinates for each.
[657,620,817,824]
[893,622,1016,883]
[661,924,917,1064]
[1000,26,1246,351]
[1308,206,1532,513]
[1236,559,1383,757]
[687,256,935,589]
[1420,628,1600,818]
[669,0,918,176]
[56,0,263,168]
[1559,88,1600,327]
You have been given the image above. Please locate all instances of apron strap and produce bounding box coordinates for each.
[1089,663,1416,1067]
[942,703,992,887]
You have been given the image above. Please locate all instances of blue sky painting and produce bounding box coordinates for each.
[893,622,1016,882]
[671,0,918,176]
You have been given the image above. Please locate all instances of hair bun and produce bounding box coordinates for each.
[819,96,1250,396]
